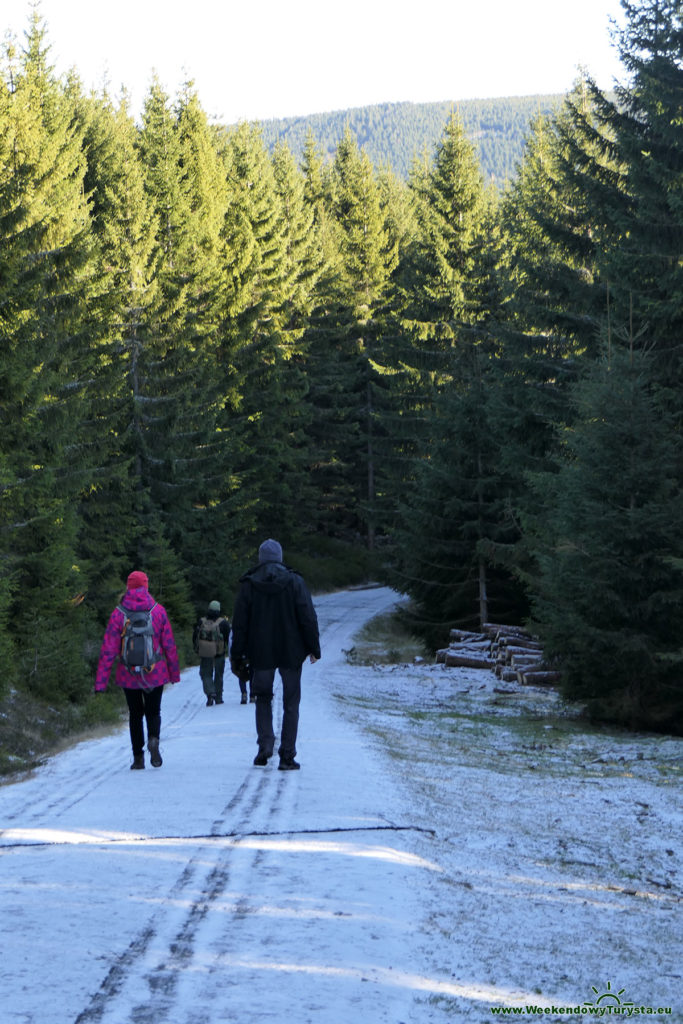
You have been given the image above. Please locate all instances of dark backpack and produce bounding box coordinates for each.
[118,603,160,673]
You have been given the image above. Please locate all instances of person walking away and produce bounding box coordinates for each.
[193,600,230,706]
[230,649,254,705]
[231,539,320,770]
[95,570,181,769]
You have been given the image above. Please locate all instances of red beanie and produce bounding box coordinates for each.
[127,570,149,590]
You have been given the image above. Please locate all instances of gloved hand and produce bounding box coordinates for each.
[230,655,251,683]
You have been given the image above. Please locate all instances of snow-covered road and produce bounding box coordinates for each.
[1,587,444,1024]
[1,586,681,1023]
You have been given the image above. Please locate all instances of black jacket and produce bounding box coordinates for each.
[230,561,320,670]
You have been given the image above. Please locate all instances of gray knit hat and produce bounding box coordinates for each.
[258,538,283,563]
[208,600,221,612]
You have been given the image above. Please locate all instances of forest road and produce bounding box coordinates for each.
[0,585,443,1024]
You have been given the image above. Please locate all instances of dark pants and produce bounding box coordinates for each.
[124,686,163,756]
[200,655,225,698]
[251,666,302,761]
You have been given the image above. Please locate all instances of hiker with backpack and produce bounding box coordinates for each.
[231,539,321,771]
[192,600,230,706]
[95,570,180,769]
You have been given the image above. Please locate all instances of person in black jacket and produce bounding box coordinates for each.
[230,539,321,770]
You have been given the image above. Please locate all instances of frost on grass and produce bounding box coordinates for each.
[331,651,681,1017]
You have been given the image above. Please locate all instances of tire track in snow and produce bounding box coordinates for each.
[72,767,272,1024]
[71,686,295,1024]
[125,772,302,1023]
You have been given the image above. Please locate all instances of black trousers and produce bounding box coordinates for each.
[124,685,164,755]
[251,666,302,761]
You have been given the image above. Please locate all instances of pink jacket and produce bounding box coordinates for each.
[95,587,181,691]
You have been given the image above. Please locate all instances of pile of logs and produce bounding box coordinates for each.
[435,622,560,687]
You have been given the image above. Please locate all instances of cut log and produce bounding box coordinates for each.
[510,654,543,669]
[447,642,492,655]
[497,638,543,651]
[518,670,561,686]
[448,638,491,647]
[484,623,534,640]
[449,629,488,643]
[502,643,544,656]
[443,652,496,669]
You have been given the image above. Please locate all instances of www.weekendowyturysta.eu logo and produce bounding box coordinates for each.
[490,980,673,1016]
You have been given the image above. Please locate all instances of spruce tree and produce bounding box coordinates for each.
[218,123,310,548]
[73,87,163,620]
[560,0,683,385]
[269,142,321,541]
[389,113,525,628]
[306,127,398,547]
[0,14,98,699]
[524,350,683,732]
[391,350,525,640]
[136,81,237,607]
[482,102,613,596]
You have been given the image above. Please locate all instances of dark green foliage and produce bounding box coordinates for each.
[525,353,683,732]
[559,0,683,386]
[391,370,528,644]
[0,15,100,701]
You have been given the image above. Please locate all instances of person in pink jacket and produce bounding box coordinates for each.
[95,570,181,769]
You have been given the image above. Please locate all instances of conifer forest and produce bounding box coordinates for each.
[0,0,681,742]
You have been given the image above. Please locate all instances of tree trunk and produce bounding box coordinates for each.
[478,557,488,630]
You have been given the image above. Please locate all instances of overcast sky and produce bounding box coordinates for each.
[4,0,627,123]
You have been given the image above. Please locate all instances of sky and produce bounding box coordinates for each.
[4,0,627,123]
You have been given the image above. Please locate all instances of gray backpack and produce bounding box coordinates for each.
[118,603,160,673]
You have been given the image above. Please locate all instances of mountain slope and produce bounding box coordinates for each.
[254,95,565,183]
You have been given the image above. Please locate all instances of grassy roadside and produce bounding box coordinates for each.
[344,607,430,665]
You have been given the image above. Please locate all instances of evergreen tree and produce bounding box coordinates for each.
[73,86,163,620]
[0,15,98,699]
[269,142,321,540]
[391,351,525,640]
[389,113,525,627]
[307,127,398,547]
[299,132,350,539]
[524,350,683,732]
[218,122,309,548]
[483,102,612,593]
[136,81,236,607]
[559,0,683,385]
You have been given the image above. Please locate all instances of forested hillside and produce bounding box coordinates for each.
[1,0,681,761]
[257,96,565,184]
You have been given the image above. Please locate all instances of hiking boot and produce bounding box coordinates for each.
[148,737,162,768]
[206,695,214,706]
[240,693,248,705]
[249,694,257,703]
[130,753,145,770]
[253,752,270,767]
[278,758,300,771]
[215,696,224,705]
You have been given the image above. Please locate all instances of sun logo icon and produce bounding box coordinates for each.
[584,981,634,1008]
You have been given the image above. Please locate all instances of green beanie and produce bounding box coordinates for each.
[208,600,221,612]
